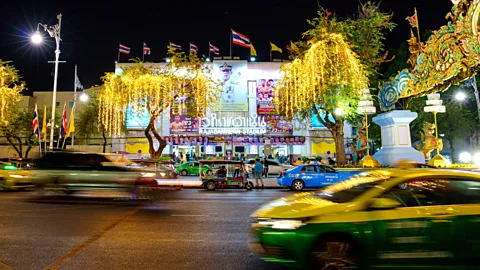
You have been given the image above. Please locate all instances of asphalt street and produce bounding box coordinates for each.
[0,189,293,270]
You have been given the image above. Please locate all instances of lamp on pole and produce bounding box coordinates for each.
[32,13,63,150]
[357,89,379,168]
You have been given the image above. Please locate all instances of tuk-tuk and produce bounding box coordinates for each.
[199,160,253,191]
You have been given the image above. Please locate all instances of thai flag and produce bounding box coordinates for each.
[190,43,198,54]
[59,104,67,141]
[32,104,40,140]
[119,44,131,54]
[169,42,182,50]
[209,43,220,55]
[143,42,151,55]
[232,29,251,48]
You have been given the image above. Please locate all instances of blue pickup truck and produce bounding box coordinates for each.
[277,164,363,191]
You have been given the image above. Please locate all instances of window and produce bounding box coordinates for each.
[56,102,60,107]
[235,146,245,152]
[268,160,279,166]
[301,165,317,173]
[379,178,480,207]
[319,166,336,173]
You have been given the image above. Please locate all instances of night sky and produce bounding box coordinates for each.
[0,0,452,93]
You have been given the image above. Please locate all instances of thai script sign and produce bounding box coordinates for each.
[199,113,267,135]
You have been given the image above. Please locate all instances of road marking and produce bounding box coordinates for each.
[43,206,141,270]
[0,205,111,216]
[0,261,12,270]
[171,214,208,217]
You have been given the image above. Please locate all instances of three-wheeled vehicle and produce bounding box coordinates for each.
[199,160,254,191]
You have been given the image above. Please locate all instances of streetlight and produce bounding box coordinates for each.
[79,92,89,102]
[455,92,467,101]
[32,13,62,150]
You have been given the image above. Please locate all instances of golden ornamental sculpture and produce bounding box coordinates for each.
[379,0,480,111]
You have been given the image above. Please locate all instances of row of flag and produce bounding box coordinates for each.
[119,41,222,56]
[32,103,74,143]
[117,29,288,58]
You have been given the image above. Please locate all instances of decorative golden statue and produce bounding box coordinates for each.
[407,29,422,68]
[417,122,443,160]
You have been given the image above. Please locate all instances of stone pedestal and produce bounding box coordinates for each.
[372,110,424,166]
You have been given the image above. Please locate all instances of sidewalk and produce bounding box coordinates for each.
[168,176,283,189]
[252,176,282,188]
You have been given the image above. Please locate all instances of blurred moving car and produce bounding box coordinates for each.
[277,164,363,191]
[245,159,292,175]
[0,161,34,191]
[176,161,212,176]
[32,152,163,195]
[250,168,480,269]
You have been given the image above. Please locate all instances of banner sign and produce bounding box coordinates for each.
[256,79,277,114]
[199,113,267,135]
[170,96,199,134]
[161,135,305,146]
[213,61,248,111]
[259,114,293,136]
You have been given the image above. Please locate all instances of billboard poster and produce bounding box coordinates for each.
[259,114,293,136]
[213,61,248,111]
[311,107,335,128]
[126,105,150,129]
[269,136,306,145]
[170,96,199,134]
[256,79,277,114]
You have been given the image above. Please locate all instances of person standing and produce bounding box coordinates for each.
[253,158,264,188]
[262,157,269,178]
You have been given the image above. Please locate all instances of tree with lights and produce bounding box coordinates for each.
[277,33,368,165]
[0,61,24,125]
[99,52,220,159]
[280,3,395,165]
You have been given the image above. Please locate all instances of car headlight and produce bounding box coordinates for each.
[9,174,29,179]
[254,218,306,230]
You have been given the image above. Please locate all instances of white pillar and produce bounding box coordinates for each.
[372,110,424,166]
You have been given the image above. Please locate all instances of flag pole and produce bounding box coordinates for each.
[58,103,64,149]
[37,104,42,156]
[43,105,47,153]
[142,42,145,62]
[71,64,77,149]
[117,42,121,63]
[270,43,272,62]
[415,8,421,43]
[209,41,211,60]
[230,29,232,58]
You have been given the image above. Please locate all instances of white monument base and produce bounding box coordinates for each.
[372,110,424,166]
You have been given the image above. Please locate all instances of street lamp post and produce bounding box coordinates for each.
[32,13,62,150]
[424,93,449,167]
[357,89,379,168]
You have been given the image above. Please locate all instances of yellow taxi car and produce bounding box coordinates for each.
[250,169,480,269]
[0,161,33,191]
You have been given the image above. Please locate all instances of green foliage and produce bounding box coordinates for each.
[305,2,396,81]
[0,106,58,158]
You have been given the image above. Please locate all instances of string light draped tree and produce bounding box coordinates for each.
[277,33,368,165]
[99,52,220,159]
[0,60,24,125]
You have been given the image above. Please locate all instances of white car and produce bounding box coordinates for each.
[245,159,292,175]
